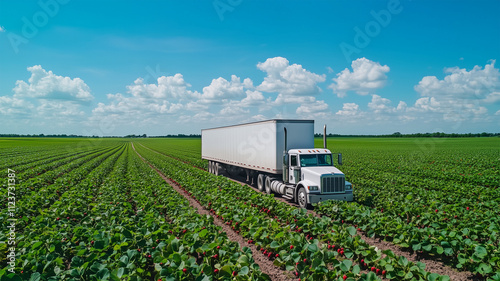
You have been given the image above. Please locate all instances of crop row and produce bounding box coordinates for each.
[135,143,451,281]
[1,144,126,280]
[136,139,206,169]
[1,144,268,280]
[328,145,500,278]
[136,138,500,279]
[11,146,111,181]
[1,144,123,207]
[0,139,113,171]
[1,144,125,244]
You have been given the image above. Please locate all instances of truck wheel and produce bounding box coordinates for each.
[297,187,307,208]
[208,161,212,174]
[257,174,265,192]
[264,176,272,194]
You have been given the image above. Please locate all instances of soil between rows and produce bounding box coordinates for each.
[132,144,293,281]
[227,175,478,281]
[133,143,479,281]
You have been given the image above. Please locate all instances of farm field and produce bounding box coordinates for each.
[1,137,499,281]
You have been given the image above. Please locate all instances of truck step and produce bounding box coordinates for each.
[282,194,294,201]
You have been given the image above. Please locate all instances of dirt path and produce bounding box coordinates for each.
[134,142,479,281]
[227,174,478,281]
[132,143,293,281]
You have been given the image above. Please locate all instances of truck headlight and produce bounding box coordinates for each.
[308,186,319,191]
[346,184,352,190]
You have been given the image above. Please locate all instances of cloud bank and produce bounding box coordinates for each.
[1,59,498,135]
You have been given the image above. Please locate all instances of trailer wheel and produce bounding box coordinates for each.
[214,163,219,176]
[257,174,265,192]
[297,187,307,209]
[208,161,213,174]
[264,176,272,194]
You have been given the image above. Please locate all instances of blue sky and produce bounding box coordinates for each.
[1,0,499,136]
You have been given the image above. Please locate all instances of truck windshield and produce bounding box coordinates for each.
[299,154,333,167]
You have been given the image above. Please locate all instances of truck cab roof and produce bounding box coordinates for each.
[288,148,332,155]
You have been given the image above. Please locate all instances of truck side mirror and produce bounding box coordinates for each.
[338,153,343,165]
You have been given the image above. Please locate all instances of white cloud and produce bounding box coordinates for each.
[409,97,441,113]
[484,92,500,103]
[1,66,96,131]
[249,114,267,121]
[366,95,411,121]
[296,100,329,115]
[194,111,214,120]
[274,94,315,105]
[127,73,200,100]
[368,94,395,114]
[36,100,86,119]
[400,96,490,124]
[87,73,239,133]
[200,75,249,103]
[91,74,255,131]
[13,65,93,102]
[407,61,500,128]
[336,103,361,116]
[365,95,410,120]
[93,73,202,123]
[185,101,209,111]
[442,103,488,123]
[5,58,499,136]
[0,26,5,32]
[0,96,34,117]
[220,105,249,116]
[240,90,265,107]
[414,60,500,99]
[93,93,183,116]
[257,57,326,97]
[181,111,214,122]
[397,101,407,111]
[215,90,272,116]
[329,58,390,97]
[472,106,488,116]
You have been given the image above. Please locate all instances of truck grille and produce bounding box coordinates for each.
[321,175,345,193]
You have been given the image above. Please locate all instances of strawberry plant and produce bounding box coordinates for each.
[1,142,269,280]
[134,142,452,280]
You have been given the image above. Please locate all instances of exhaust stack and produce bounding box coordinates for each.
[284,127,288,152]
[283,127,289,183]
[323,124,327,149]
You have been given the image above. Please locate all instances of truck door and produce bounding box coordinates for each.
[289,154,299,184]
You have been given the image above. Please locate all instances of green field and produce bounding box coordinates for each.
[1,137,499,280]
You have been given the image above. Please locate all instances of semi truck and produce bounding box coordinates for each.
[201,119,353,208]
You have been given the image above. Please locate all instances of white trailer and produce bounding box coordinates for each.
[202,119,353,208]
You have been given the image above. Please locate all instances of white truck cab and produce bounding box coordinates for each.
[286,148,353,207]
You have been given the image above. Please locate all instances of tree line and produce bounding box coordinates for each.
[1,132,498,138]
[314,132,500,138]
